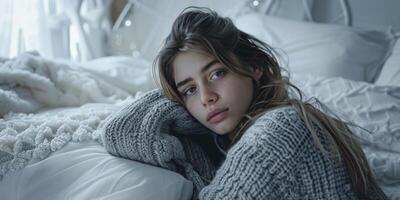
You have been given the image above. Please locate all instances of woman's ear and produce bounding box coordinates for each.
[253,67,263,80]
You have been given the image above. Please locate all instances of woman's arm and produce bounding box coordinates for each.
[102,89,213,168]
[101,89,218,197]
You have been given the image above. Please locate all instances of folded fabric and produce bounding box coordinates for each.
[102,89,219,199]
[0,51,130,116]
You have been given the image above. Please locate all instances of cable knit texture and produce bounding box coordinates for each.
[103,89,388,200]
[102,89,218,199]
[199,106,388,200]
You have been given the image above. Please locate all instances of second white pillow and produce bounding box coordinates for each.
[235,13,395,82]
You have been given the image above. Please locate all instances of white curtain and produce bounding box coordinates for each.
[0,0,13,57]
[0,0,111,61]
[0,0,41,58]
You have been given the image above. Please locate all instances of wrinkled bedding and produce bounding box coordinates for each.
[0,52,131,115]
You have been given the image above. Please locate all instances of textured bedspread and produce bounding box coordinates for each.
[0,102,118,180]
[0,52,130,116]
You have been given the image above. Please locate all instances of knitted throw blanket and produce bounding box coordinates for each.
[102,89,217,199]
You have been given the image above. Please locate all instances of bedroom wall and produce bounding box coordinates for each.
[109,0,243,60]
[312,0,400,31]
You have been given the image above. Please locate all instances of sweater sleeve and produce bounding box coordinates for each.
[199,107,312,199]
[102,89,213,167]
[102,89,220,198]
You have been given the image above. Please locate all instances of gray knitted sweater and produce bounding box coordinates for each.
[102,89,220,199]
[103,89,388,200]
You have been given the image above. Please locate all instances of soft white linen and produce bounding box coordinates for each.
[0,52,131,116]
[0,141,192,200]
[80,56,156,94]
[235,13,395,82]
[376,37,400,86]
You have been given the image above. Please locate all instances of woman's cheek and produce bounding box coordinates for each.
[185,100,200,120]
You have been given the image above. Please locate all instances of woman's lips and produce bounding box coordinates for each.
[207,108,229,124]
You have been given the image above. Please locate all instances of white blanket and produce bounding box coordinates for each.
[0,52,130,116]
[0,52,152,181]
[0,103,118,179]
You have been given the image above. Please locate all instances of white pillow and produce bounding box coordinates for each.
[235,13,395,82]
[0,142,193,200]
[375,37,400,86]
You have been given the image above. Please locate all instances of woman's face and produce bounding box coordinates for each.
[173,50,262,136]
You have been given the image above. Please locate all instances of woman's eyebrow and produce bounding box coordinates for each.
[176,59,219,89]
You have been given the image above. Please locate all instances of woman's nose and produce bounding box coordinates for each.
[200,86,218,106]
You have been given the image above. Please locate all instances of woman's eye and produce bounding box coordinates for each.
[210,69,226,80]
[182,86,196,97]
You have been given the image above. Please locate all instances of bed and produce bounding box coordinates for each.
[1,0,400,199]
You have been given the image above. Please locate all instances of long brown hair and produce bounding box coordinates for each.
[154,7,378,199]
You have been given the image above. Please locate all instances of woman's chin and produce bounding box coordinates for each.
[209,123,235,136]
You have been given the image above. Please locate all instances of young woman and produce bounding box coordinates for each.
[154,7,388,200]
